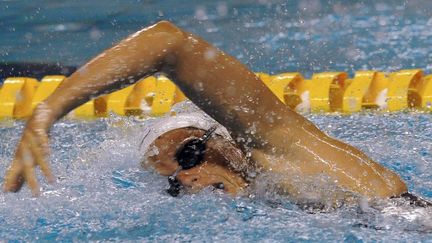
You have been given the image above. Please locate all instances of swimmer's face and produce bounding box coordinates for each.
[143,127,247,195]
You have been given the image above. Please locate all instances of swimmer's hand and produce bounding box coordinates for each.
[1,21,187,196]
[3,105,55,196]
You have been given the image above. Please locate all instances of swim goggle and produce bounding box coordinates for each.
[166,126,218,197]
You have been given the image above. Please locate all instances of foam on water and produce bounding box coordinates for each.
[0,103,431,241]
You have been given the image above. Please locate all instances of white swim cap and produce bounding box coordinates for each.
[139,112,232,155]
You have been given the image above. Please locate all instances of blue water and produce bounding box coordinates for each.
[1,0,432,241]
[2,0,432,76]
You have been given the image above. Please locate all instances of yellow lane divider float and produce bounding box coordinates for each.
[1,69,432,119]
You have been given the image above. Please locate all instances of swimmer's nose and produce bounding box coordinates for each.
[176,173,200,186]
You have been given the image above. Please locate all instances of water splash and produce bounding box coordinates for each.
[0,103,431,241]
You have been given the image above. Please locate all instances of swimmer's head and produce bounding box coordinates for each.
[143,127,248,196]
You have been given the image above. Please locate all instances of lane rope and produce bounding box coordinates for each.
[1,69,431,119]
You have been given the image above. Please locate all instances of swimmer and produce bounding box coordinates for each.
[3,21,430,207]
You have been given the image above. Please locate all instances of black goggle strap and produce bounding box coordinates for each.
[200,125,217,143]
[166,125,218,197]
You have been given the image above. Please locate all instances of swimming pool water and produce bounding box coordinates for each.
[1,0,432,241]
[1,0,432,76]
[0,107,431,241]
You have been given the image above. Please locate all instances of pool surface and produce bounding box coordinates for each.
[1,0,432,241]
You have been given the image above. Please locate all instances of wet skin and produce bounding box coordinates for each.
[3,21,407,201]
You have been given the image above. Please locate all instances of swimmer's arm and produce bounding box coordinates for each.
[35,21,186,130]
[3,21,189,195]
[5,20,296,195]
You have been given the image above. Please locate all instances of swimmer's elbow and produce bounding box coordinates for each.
[149,20,187,40]
[153,20,181,32]
[132,21,187,54]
